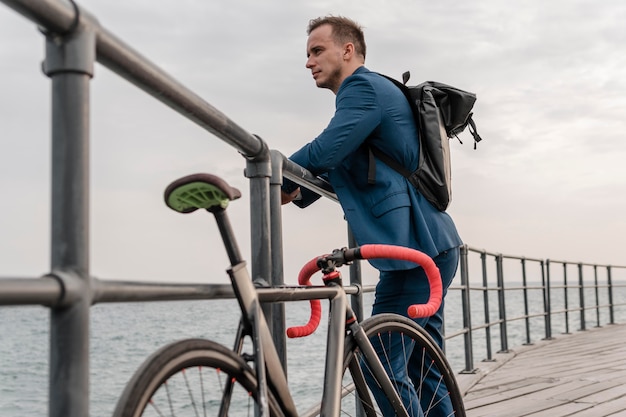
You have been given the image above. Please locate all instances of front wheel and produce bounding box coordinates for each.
[341,313,466,416]
[112,338,279,417]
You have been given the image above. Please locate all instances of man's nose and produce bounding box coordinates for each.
[305,56,314,69]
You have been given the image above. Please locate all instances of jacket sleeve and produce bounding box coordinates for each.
[291,76,381,173]
[284,75,382,206]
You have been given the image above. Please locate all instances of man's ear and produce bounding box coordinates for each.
[343,43,355,59]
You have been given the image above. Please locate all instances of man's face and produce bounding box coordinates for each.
[306,24,345,93]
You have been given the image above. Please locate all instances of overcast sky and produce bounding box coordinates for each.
[1,0,625,286]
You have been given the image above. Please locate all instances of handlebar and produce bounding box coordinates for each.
[284,256,326,338]
[286,244,443,338]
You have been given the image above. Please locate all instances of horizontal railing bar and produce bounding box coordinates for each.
[96,28,267,159]
[0,276,62,306]
[467,286,502,291]
[501,254,544,263]
[465,247,500,257]
[0,0,333,197]
[362,285,376,293]
[548,260,626,268]
[444,328,469,340]
[0,0,266,158]
[465,246,544,263]
[92,279,236,304]
[465,247,626,269]
[463,284,619,291]
[0,274,376,307]
[92,279,365,304]
[467,321,503,332]
[256,285,360,303]
[493,285,545,291]
[550,285,583,290]
[581,303,613,311]
[544,305,614,316]
[459,282,626,290]
[550,307,582,315]
[279,154,337,201]
[501,312,546,323]
[547,284,620,290]
[0,0,75,33]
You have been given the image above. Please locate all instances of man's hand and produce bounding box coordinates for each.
[281,187,301,205]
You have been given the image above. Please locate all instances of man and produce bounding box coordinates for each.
[282,16,463,416]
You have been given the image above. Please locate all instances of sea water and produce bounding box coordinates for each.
[1,286,624,416]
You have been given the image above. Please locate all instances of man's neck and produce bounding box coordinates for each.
[333,64,365,95]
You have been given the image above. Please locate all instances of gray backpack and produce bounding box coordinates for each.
[369,72,483,211]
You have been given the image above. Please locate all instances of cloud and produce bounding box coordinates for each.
[1,0,625,283]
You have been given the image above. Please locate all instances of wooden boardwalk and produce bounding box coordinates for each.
[458,323,626,416]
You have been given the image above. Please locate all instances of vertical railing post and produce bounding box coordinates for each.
[521,258,532,345]
[269,150,287,367]
[593,265,601,328]
[245,144,278,380]
[348,227,364,322]
[543,260,552,339]
[42,22,95,417]
[480,251,493,361]
[563,262,570,334]
[496,254,508,353]
[578,263,586,330]
[607,266,615,325]
[459,245,475,373]
[245,152,272,294]
[347,229,367,417]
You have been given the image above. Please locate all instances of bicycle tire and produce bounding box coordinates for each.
[112,338,282,417]
[341,313,466,417]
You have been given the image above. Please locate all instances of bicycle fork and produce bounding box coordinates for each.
[347,319,409,417]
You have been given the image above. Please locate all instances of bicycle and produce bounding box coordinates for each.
[112,172,465,417]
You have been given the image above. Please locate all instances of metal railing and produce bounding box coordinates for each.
[1,1,626,416]
[445,246,626,374]
[0,1,335,416]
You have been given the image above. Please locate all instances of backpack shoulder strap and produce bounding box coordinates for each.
[367,72,420,184]
[367,146,413,184]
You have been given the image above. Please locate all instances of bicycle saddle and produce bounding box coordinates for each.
[164,173,241,213]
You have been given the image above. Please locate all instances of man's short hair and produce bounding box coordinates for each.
[307,15,366,59]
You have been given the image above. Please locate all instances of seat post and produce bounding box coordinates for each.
[212,208,243,266]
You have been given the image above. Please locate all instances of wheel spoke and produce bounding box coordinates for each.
[341,314,465,417]
[199,367,207,417]
[181,369,200,417]
[148,399,166,417]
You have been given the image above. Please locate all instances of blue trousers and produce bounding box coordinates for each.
[369,247,459,417]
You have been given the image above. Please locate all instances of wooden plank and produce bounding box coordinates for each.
[464,323,626,417]
[524,401,594,417]
[466,396,566,417]
[575,384,626,405]
[566,396,626,417]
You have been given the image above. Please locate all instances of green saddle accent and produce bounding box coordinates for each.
[166,182,231,213]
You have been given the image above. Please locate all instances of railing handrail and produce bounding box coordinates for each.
[466,245,626,269]
[450,244,626,373]
[1,0,337,199]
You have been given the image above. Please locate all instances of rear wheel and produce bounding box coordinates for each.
[341,314,465,416]
[113,338,279,417]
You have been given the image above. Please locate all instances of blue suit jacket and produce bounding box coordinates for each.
[285,67,462,271]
